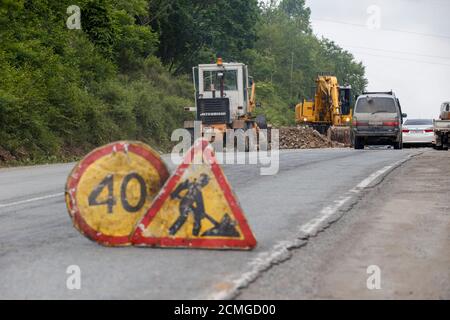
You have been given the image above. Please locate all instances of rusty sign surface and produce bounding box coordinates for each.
[65,141,169,246]
[131,139,257,250]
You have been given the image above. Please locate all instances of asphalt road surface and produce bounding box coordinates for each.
[0,148,448,299]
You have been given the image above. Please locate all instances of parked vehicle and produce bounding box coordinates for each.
[434,102,450,151]
[440,101,450,120]
[402,119,434,146]
[352,91,407,149]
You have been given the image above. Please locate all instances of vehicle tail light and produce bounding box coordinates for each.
[402,129,409,133]
[383,120,399,126]
[424,129,433,133]
[352,119,368,126]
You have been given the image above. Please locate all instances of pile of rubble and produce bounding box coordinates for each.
[0,147,15,164]
[278,126,347,149]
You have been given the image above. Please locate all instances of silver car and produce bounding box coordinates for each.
[402,119,434,146]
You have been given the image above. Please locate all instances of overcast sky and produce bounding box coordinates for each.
[304,0,450,119]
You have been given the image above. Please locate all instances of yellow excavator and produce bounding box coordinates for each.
[295,74,352,144]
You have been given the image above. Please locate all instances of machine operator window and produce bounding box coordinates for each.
[203,70,238,91]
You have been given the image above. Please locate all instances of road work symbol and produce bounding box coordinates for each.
[132,139,256,250]
[168,174,240,237]
[65,141,169,246]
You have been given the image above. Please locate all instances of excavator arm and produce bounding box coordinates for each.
[248,81,256,113]
[295,75,352,145]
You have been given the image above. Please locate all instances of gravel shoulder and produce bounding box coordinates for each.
[238,150,450,299]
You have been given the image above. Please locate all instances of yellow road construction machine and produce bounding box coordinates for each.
[295,74,352,144]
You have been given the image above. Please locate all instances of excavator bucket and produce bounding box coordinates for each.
[328,126,352,146]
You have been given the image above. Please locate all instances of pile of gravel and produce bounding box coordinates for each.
[278,126,347,149]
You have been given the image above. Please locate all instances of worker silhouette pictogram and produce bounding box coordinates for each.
[168,173,240,238]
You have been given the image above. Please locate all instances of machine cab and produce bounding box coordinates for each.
[193,59,251,125]
[440,102,450,120]
[339,85,352,116]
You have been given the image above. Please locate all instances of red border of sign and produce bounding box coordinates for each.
[65,141,170,246]
[131,139,257,250]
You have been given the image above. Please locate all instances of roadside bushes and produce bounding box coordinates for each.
[0,1,193,163]
[0,0,366,164]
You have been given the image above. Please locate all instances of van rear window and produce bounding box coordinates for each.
[404,119,433,126]
[355,97,397,113]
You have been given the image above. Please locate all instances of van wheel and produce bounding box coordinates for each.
[354,137,364,149]
[393,141,403,150]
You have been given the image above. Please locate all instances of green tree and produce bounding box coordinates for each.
[149,0,259,74]
[81,0,116,59]
[0,0,368,164]
[242,0,367,125]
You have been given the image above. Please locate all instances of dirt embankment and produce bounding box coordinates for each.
[278,126,347,149]
[0,146,16,163]
[0,145,87,168]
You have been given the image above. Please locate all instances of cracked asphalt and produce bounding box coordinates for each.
[1,148,447,299]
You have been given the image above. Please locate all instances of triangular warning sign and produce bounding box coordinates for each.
[131,139,257,250]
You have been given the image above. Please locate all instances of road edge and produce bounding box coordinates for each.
[204,151,423,300]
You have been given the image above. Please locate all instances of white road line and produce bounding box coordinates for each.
[0,192,64,209]
[299,195,352,235]
[356,165,393,189]
[207,155,414,300]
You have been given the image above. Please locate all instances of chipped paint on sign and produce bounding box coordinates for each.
[131,139,257,250]
[65,141,169,246]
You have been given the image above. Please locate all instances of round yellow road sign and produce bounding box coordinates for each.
[65,141,169,246]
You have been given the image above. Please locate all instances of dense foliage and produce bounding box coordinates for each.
[0,0,367,163]
[244,0,367,125]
